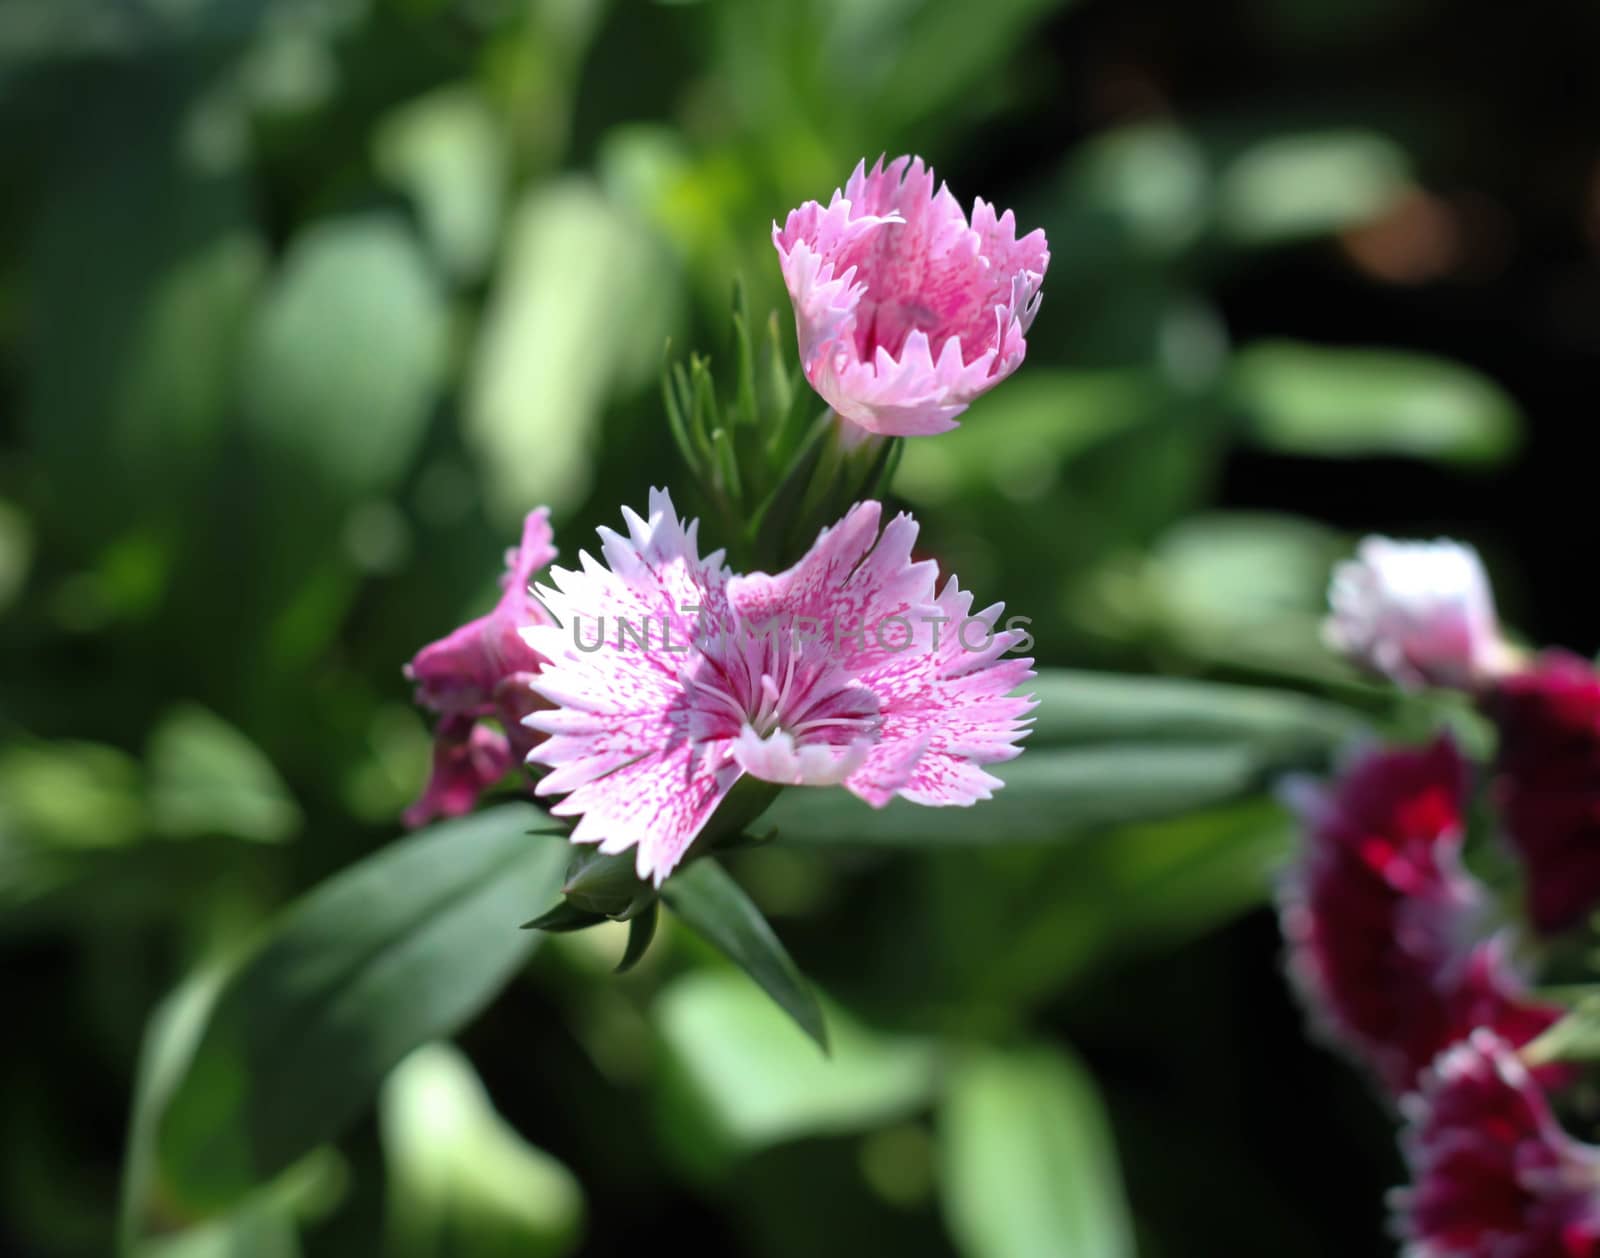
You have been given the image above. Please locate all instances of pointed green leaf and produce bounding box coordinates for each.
[940,1045,1134,1258]
[660,858,827,1050]
[154,806,568,1215]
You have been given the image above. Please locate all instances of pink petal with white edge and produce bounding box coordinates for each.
[726,501,941,672]
[773,156,1050,437]
[522,489,742,883]
[845,577,1035,807]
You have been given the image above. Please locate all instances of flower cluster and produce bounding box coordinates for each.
[1285,535,1600,1256]
[401,156,1045,884]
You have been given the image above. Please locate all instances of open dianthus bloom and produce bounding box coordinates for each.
[773,155,1049,437]
[1396,1030,1600,1258]
[522,489,1035,883]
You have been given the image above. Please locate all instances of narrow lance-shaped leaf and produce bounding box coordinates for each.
[660,858,828,1051]
[154,805,569,1215]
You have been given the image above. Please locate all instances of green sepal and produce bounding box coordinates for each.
[614,900,660,974]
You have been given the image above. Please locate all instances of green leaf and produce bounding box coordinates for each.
[894,370,1166,506]
[764,745,1266,847]
[659,858,827,1050]
[1217,130,1412,246]
[121,968,226,1251]
[653,970,937,1171]
[374,86,509,285]
[154,805,568,1215]
[1026,669,1362,751]
[123,968,342,1256]
[465,179,678,523]
[1146,510,1350,678]
[1524,996,1600,1068]
[380,1044,584,1258]
[1228,341,1521,465]
[131,1205,301,1258]
[1053,124,1211,262]
[147,704,301,844]
[242,214,447,498]
[0,739,146,850]
[940,1045,1134,1258]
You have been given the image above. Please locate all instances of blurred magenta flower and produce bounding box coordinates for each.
[1487,651,1600,933]
[521,489,1034,883]
[403,509,556,825]
[772,155,1049,437]
[403,718,515,828]
[1325,536,1513,690]
[1396,1030,1600,1258]
[1278,739,1561,1096]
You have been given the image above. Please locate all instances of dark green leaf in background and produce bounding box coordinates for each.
[154,806,568,1215]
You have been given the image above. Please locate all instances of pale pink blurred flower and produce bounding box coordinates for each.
[403,509,556,825]
[522,489,1035,883]
[1395,1029,1600,1258]
[773,155,1049,437]
[1325,536,1514,690]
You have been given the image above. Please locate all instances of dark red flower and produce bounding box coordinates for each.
[1280,739,1563,1096]
[1395,1029,1600,1258]
[1487,651,1600,933]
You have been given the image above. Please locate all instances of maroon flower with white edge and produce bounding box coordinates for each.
[1487,651,1600,934]
[1395,1029,1600,1258]
[1278,738,1562,1096]
[403,509,556,826]
[773,156,1049,437]
[522,489,1035,884]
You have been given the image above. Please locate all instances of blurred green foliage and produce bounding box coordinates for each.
[0,0,1554,1255]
